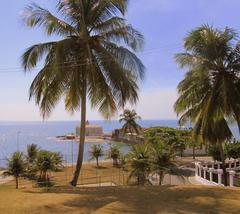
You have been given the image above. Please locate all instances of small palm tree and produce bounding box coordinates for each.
[22,0,145,187]
[25,144,39,179]
[128,144,150,185]
[119,109,141,134]
[5,152,26,189]
[26,144,39,163]
[89,144,104,167]
[150,142,179,185]
[36,150,63,186]
[107,144,121,166]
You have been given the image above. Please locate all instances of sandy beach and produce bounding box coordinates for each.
[53,136,115,143]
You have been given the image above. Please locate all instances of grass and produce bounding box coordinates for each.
[1,162,240,213]
[3,161,136,188]
[0,185,240,213]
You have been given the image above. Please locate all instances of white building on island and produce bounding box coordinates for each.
[76,121,103,137]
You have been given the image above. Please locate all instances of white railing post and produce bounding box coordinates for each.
[229,171,236,187]
[217,169,223,185]
[195,162,199,177]
[228,160,232,169]
[234,159,237,169]
[211,161,215,169]
[203,167,208,179]
[209,168,214,182]
[199,165,202,178]
[217,161,220,169]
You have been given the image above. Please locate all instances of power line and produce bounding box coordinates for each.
[0,44,183,73]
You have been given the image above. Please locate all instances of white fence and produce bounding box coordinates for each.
[195,159,240,187]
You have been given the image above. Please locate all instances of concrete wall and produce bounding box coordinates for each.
[76,126,103,137]
[183,145,207,156]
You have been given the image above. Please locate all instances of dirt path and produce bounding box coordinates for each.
[0,171,13,184]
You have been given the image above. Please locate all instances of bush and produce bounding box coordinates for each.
[89,144,104,167]
[226,140,240,159]
[208,146,223,161]
[107,144,121,166]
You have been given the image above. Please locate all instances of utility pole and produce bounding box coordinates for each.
[17,131,21,152]
[71,139,74,174]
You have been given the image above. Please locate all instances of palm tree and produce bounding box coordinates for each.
[25,144,39,179]
[89,144,104,167]
[26,144,39,164]
[107,144,121,166]
[36,150,63,186]
[5,152,26,189]
[174,25,240,185]
[21,0,145,186]
[128,143,150,185]
[150,142,179,185]
[119,109,141,134]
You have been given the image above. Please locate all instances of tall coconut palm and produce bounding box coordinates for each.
[21,0,145,186]
[174,25,240,185]
[119,109,141,134]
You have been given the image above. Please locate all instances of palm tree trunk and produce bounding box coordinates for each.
[96,157,99,168]
[193,145,196,159]
[159,171,164,186]
[237,120,240,135]
[70,89,87,187]
[218,142,228,186]
[16,176,19,189]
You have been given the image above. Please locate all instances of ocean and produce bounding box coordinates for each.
[0,120,239,167]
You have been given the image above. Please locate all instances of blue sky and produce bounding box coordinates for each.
[0,0,240,121]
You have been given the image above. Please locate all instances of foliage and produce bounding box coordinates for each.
[5,152,26,189]
[26,144,39,163]
[174,25,240,142]
[89,144,104,167]
[36,150,63,186]
[174,25,240,185]
[208,145,223,161]
[107,144,121,166]
[22,0,145,186]
[25,144,39,179]
[119,109,142,134]
[225,140,240,159]
[118,153,127,169]
[149,141,180,185]
[128,143,150,185]
[144,127,191,156]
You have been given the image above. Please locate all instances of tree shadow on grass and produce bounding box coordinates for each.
[27,185,240,214]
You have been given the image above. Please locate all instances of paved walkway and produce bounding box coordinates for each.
[0,171,13,185]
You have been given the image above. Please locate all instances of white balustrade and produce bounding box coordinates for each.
[228,160,232,169]
[217,169,223,185]
[208,168,214,182]
[234,160,237,169]
[195,159,239,187]
[229,171,236,187]
[203,167,208,179]
[195,162,199,176]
